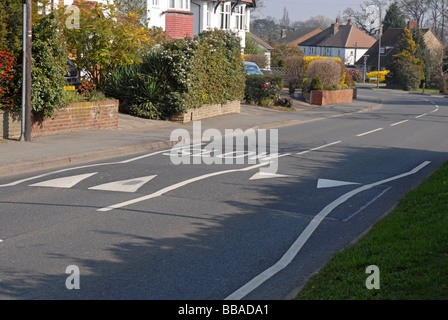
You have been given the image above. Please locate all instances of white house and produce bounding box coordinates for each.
[145,0,256,49]
[298,19,376,66]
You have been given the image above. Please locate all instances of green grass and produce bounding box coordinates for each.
[295,161,448,300]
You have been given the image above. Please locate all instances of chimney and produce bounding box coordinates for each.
[281,29,286,39]
[281,29,287,38]
[407,20,417,30]
[332,18,340,35]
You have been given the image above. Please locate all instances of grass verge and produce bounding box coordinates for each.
[295,161,448,300]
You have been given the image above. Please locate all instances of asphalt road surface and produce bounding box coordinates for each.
[1,89,447,300]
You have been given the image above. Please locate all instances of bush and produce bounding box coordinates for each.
[105,29,246,120]
[309,77,323,91]
[244,75,284,105]
[31,13,67,118]
[348,69,363,82]
[0,50,18,110]
[306,58,344,88]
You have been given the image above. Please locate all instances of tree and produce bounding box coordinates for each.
[383,2,406,32]
[387,28,425,90]
[63,2,159,89]
[397,0,430,28]
[412,28,432,83]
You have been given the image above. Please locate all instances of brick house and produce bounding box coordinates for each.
[298,19,376,66]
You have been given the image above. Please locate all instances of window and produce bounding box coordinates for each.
[220,3,231,30]
[169,0,189,10]
[325,47,332,56]
[206,3,212,28]
[235,6,245,30]
[152,0,159,6]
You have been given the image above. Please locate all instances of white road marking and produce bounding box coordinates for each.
[342,186,391,222]
[415,113,428,119]
[225,161,431,300]
[0,149,171,188]
[296,141,342,155]
[390,120,409,127]
[317,179,360,189]
[29,173,97,189]
[356,128,383,137]
[249,172,293,180]
[89,175,157,193]
[98,154,291,212]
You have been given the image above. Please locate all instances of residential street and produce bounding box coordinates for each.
[0,88,447,300]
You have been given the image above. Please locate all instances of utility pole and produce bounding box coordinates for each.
[25,0,32,141]
[377,21,382,88]
[20,0,27,142]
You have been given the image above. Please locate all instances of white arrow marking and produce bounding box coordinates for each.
[89,175,157,193]
[249,172,293,180]
[317,179,360,189]
[29,173,97,188]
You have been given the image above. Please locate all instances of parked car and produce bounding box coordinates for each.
[64,59,82,90]
[243,61,264,75]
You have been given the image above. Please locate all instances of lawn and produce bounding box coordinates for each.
[295,161,448,300]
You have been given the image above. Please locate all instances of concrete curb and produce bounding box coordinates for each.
[0,102,383,178]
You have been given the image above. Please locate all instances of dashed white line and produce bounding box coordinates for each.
[390,120,409,127]
[356,128,383,137]
[296,141,342,155]
[415,113,428,119]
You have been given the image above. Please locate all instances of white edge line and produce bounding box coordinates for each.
[225,161,431,300]
[356,128,383,137]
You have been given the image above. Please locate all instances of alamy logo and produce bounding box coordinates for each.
[169,121,279,174]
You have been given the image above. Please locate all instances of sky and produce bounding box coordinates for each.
[254,0,369,23]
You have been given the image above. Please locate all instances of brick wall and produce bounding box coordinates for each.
[171,101,241,123]
[1,99,118,140]
[165,10,194,40]
[311,89,353,106]
[0,109,22,140]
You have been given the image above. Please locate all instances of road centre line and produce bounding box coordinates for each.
[415,113,428,119]
[390,120,409,127]
[356,128,383,137]
[296,141,342,155]
[225,161,431,300]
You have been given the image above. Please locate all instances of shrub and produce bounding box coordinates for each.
[309,77,323,91]
[348,69,363,82]
[31,12,67,118]
[0,50,18,110]
[366,70,390,83]
[306,58,344,88]
[244,75,284,105]
[105,29,246,120]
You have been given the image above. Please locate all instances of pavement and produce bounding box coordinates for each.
[0,88,384,178]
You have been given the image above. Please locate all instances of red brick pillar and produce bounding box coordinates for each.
[165,10,194,40]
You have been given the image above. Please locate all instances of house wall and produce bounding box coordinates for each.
[301,46,368,66]
[190,1,252,51]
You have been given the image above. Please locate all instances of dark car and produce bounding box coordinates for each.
[64,59,82,90]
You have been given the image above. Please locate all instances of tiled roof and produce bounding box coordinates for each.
[278,27,323,45]
[247,32,273,50]
[298,22,376,49]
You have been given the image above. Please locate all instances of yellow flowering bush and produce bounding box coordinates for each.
[366,70,390,83]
